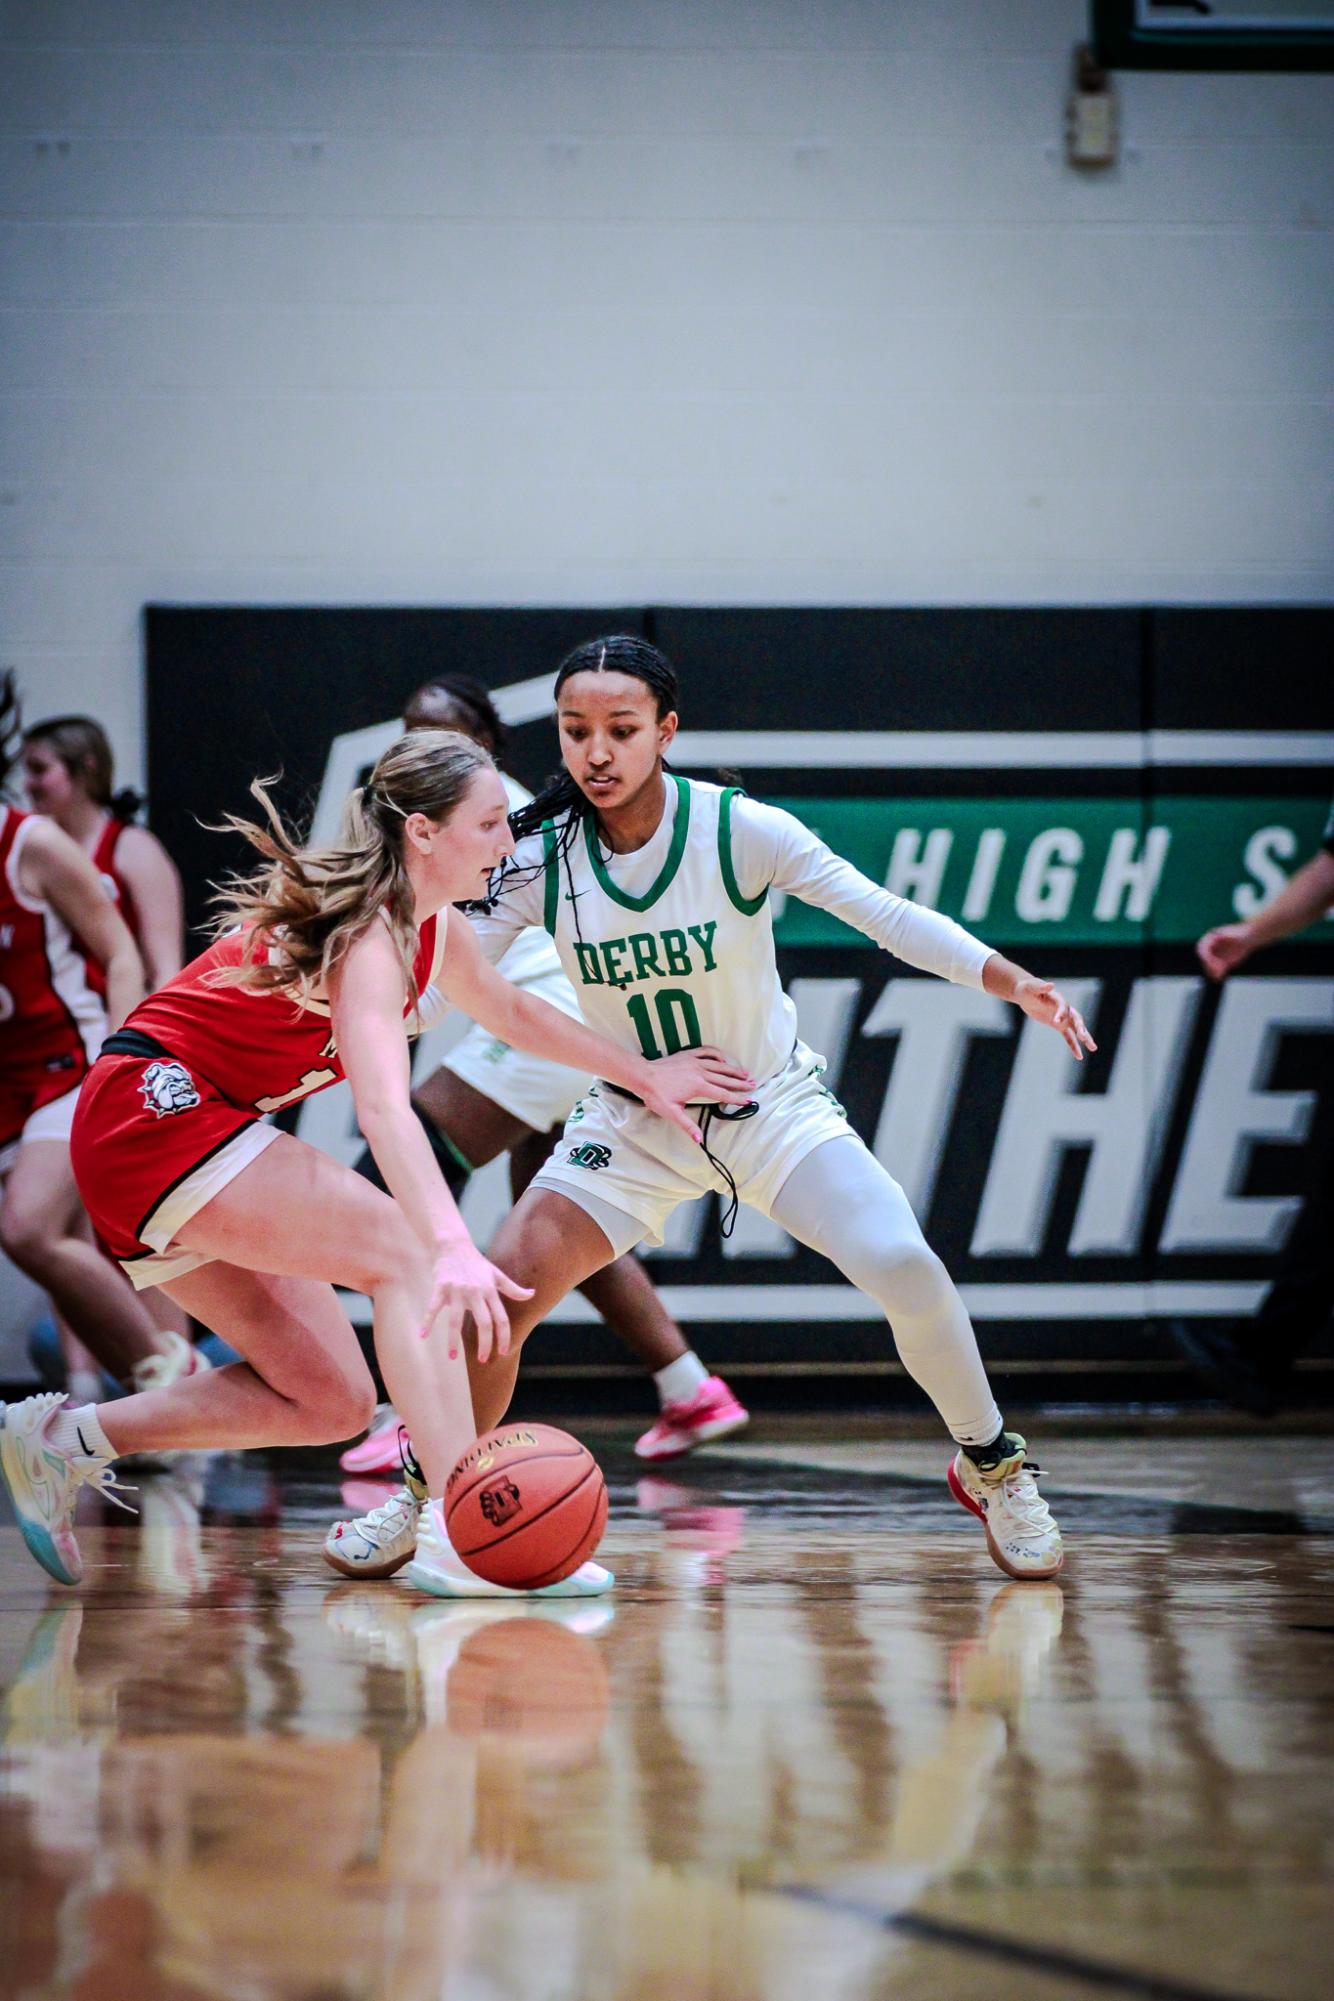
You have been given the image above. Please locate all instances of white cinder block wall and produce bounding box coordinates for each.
[3,0,1332,789]
[2,1,1332,1375]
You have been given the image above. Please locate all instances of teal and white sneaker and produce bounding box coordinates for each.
[0,1394,136,1588]
[404,1499,614,1600]
[947,1434,1064,1580]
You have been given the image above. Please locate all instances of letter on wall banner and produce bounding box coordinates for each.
[1161,979,1334,1255]
[864,983,1012,1215]
[1015,829,1083,922]
[972,978,1202,1257]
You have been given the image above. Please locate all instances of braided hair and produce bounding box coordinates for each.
[0,670,21,795]
[489,634,679,942]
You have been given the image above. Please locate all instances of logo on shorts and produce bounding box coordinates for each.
[139,1060,201,1119]
[567,1141,612,1171]
[478,1475,522,1526]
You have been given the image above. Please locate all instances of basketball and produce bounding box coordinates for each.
[445,1423,608,1588]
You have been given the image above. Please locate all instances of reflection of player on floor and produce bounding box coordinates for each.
[0,673,188,1400]
[342,673,746,1494]
[1169,802,1334,1415]
[335,638,1098,1585]
[0,726,752,1597]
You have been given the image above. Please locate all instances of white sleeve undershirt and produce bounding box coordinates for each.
[731,794,996,992]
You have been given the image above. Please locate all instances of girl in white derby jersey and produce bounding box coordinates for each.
[0,727,753,1596]
[335,636,1096,1584]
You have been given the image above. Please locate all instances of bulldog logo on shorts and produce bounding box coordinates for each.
[139,1059,201,1119]
[567,1141,612,1171]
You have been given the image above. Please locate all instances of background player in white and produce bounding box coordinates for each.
[333,637,1096,1585]
[339,674,746,1502]
[0,727,752,1596]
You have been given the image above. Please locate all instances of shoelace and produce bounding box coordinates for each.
[85,1462,138,1517]
[997,1461,1055,1533]
[355,1490,417,1543]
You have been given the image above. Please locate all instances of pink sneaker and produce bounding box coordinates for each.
[339,1404,408,1477]
[634,1376,749,1462]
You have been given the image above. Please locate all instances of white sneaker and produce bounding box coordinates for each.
[404,1500,614,1600]
[0,1394,136,1588]
[948,1434,1064,1580]
[323,1461,427,1580]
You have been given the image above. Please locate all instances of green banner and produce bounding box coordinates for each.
[770,796,1334,947]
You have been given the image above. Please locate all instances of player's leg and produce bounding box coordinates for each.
[342,1066,533,1472]
[509,1127,748,1458]
[465,1185,625,1434]
[400,1184,622,1599]
[0,1134,173,1382]
[768,1136,1062,1579]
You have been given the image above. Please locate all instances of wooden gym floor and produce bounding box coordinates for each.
[2,1425,1332,2001]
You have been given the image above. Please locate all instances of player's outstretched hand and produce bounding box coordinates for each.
[639,1046,757,1144]
[1197,923,1254,981]
[1014,978,1097,1061]
[421,1240,535,1361]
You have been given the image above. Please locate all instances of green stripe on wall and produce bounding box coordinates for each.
[769,796,1334,947]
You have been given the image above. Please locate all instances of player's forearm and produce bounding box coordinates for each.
[357,1101,473,1251]
[981,952,1032,1004]
[504,987,657,1099]
[1245,851,1334,949]
[102,943,146,1034]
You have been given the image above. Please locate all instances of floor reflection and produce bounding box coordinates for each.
[1,1439,1331,2000]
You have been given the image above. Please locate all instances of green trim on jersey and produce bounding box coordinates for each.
[583,773,692,913]
[541,821,559,936]
[718,786,769,915]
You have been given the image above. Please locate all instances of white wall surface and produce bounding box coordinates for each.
[2,0,1332,786]
[1,1,1331,1371]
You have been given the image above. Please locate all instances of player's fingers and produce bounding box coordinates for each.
[473,1300,493,1366]
[492,1267,536,1301]
[418,1284,446,1341]
[668,1103,704,1144]
[469,1286,500,1365]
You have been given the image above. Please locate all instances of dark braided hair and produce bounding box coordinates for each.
[403,674,509,759]
[0,670,21,794]
[507,635,678,844]
[486,635,679,939]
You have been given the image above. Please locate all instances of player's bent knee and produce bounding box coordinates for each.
[0,1206,57,1275]
[871,1240,952,1318]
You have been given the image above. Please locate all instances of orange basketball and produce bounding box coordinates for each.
[445,1423,608,1588]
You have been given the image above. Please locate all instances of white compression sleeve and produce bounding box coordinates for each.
[732,794,994,990]
[768,1136,1004,1447]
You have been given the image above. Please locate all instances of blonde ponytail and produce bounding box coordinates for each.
[206,729,492,1007]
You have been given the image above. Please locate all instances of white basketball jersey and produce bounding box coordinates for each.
[490,775,565,990]
[529,776,797,1083]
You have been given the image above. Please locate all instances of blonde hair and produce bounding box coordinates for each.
[208,728,493,1007]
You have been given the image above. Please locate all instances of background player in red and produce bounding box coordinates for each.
[338,672,746,1503]
[23,710,197,1374]
[0,674,184,1396]
[23,714,185,993]
[0,727,752,1594]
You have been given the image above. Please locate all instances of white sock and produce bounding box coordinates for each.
[653,1351,710,1409]
[49,1403,116,1463]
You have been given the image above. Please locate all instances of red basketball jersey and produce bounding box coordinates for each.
[80,814,136,999]
[122,911,447,1116]
[0,804,105,1108]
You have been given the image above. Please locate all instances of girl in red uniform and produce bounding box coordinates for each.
[0,727,752,1593]
[0,675,180,1394]
[24,712,194,1365]
[23,714,185,994]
